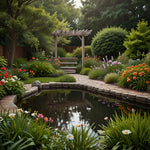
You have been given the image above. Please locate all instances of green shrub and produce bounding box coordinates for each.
[13,68,28,80]
[72,46,92,59]
[99,112,150,149]
[88,69,106,79]
[91,27,127,59]
[127,58,144,66]
[52,69,65,77]
[32,51,46,61]
[76,64,82,73]
[3,77,25,99]
[80,68,92,75]
[124,21,150,59]
[13,58,27,68]
[119,63,150,91]
[66,52,73,57]
[0,86,6,100]
[117,53,129,64]
[28,61,55,77]
[144,52,150,65]
[104,73,119,83]
[0,56,7,68]
[59,74,76,82]
[57,47,66,57]
[84,56,101,68]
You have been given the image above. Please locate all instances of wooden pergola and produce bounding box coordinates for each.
[52,30,92,68]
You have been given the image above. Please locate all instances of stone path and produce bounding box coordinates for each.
[0,74,150,112]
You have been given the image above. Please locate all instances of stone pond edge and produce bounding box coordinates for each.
[1,82,150,112]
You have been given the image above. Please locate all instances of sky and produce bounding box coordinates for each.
[74,0,82,8]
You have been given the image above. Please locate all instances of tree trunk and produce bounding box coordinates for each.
[8,38,16,69]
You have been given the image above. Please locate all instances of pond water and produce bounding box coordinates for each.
[17,90,150,130]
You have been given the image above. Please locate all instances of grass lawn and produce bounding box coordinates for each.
[23,77,62,84]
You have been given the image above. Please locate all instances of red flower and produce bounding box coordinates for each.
[9,75,12,78]
[1,67,6,71]
[0,81,4,86]
[23,69,26,72]
[18,68,22,72]
[32,57,35,60]
[4,72,8,78]
[0,74,2,76]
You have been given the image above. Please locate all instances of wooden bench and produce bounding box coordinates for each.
[59,57,78,74]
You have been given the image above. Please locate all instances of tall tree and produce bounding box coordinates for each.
[79,0,150,44]
[0,0,57,68]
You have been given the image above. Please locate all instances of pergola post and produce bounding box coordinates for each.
[54,36,58,58]
[82,36,85,68]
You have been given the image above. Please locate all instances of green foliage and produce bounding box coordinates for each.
[124,21,150,59]
[0,56,7,68]
[13,68,28,81]
[99,112,150,149]
[144,52,150,66]
[104,73,119,84]
[13,58,27,68]
[66,52,73,57]
[52,69,65,77]
[91,27,128,59]
[67,124,100,150]
[119,63,150,91]
[84,56,101,68]
[76,64,82,73]
[59,74,76,82]
[32,51,46,61]
[0,86,6,100]
[28,61,55,77]
[117,53,129,64]
[72,46,92,59]
[88,69,106,80]
[80,68,92,75]
[127,58,144,66]
[3,77,25,99]
[57,47,66,57]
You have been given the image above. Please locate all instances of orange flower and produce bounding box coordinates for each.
[146,80,149,84]
[127,77,130,82]
[144,68,149,72]
[128,69,133,73]
[131,65,134,68]
[138,72,142,76]
[133,76,136,80]
[126,67,131,70]
[138,64,142,67]
[133,72,137,76]
[143,63,146,65]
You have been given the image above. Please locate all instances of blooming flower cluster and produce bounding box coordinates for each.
[119,63,150,91]
[45,56,60,68]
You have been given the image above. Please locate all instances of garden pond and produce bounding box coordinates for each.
[17,89,150,130]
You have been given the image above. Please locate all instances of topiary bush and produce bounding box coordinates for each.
[57,47,66,57]
[124,21,150,60]
[0,56,7,68]
[59,74,76,82]
[88,69,106,79]
[91,27,128,59]
[80,68,92,75]
[104,73,119,83]
[28,61,55,77]
[72,46,92,59]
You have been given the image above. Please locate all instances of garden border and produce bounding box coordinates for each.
[1,81,150,112]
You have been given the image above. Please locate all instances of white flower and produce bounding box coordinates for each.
[122,130,132,135]
[0,116,3,121]
[17,108,23,113]
[10,78,15,82]
[31,113,37,117]
[67,134,74,140]
[13,76,18,79]
[104,117,108,120]
[1,79,5,82]
[9,113,16,118]
[24,110,29,114]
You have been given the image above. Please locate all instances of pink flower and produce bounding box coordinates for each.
[37,113,44,118]
[44,117,48,122]
[49,117,53,123]
[104,117,108,120]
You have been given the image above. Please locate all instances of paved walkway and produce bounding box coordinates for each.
[0,74,150,112]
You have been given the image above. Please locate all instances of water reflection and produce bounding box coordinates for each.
[17,90,149,130]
